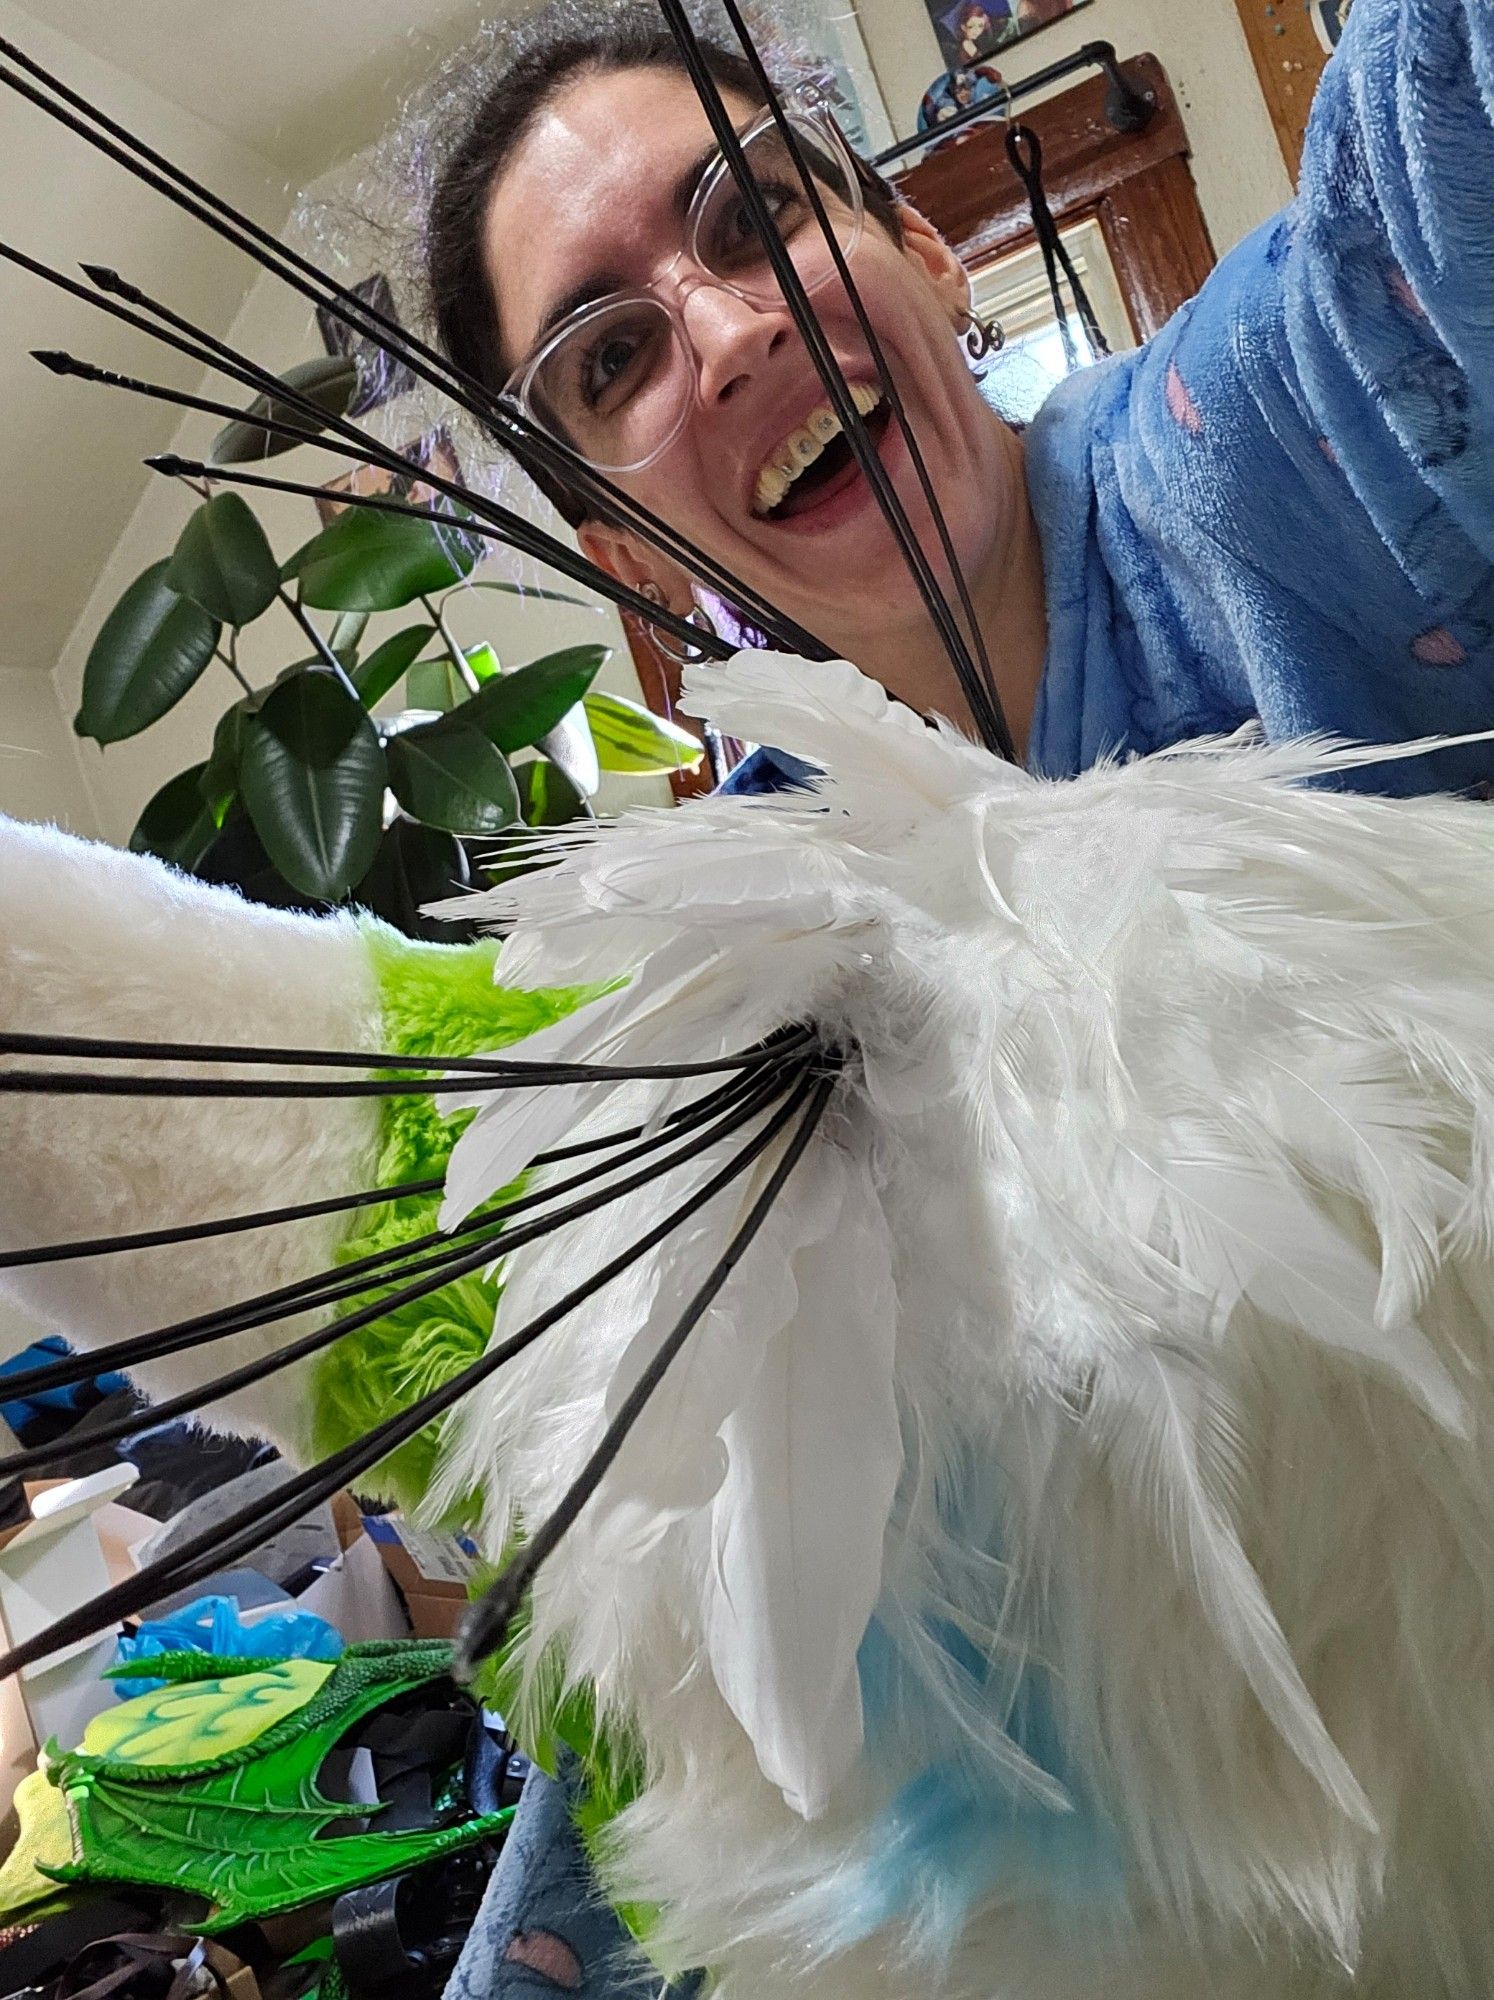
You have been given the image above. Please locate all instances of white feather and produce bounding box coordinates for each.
[423,655,1494,1998]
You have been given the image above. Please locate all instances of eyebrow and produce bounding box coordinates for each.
[530,135,726,346]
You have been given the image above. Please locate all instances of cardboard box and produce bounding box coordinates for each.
[361,1515,480,1640]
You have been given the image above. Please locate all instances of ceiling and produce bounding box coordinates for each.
[18,0,492,180]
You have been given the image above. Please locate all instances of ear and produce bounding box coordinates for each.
[577,518,694,614]
[895,204,972,327]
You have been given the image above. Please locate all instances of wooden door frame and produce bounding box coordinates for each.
[892,53,1215,343]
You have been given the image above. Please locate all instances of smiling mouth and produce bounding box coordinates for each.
[752,383,888,521]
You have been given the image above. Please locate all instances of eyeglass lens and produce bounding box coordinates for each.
[524,116,862,473]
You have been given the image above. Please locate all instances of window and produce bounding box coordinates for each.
[968,217,1136,422]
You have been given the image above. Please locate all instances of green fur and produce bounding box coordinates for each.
[307,923,597,1510]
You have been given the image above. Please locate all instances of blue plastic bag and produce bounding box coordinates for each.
[113,1592,343,1693]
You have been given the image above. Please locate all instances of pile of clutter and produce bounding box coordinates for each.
[0,1375,529,2000]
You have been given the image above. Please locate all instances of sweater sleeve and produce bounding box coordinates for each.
[1026,0,1494,791]
[1284,0,1494,598]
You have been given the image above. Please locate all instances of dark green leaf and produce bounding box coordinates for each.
[385,720,519,834]
[330,610,370,664]
[449,645,607,755]
[195,807,326,912]
[583,689,704,774]
[467,578,592,608]
[198,696,259,825]
[129,762,220,872]
[353,818,473,942]
[515,756,583,827]
[165,492,279,627]
[209,355,359,465]
[76,560,220,744]
[353,623,436,707]
[239,669,385,899]
[282,506,480,612]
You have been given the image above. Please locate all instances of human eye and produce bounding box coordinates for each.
[706,178,805,270]
[575,314,661,412]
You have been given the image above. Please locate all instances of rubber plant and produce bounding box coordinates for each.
[77,357,702,936]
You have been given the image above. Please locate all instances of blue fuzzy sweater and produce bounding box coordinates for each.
[1027,0,1494,796]
[449,2,1494,1991]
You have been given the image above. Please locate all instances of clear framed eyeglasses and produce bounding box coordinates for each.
[501,96,866,475]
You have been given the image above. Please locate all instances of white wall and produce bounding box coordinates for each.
[0,0,289,711]
[855,0,1294,256]
[0,666,97,832]
[45,146,670,847]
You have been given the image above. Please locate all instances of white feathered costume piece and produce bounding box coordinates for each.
[423,653,1494,2000]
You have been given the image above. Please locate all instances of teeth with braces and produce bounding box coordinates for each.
[752,383,884,517]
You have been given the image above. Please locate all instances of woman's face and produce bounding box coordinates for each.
[482,66,1013,657]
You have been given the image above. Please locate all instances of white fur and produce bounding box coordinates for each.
[0,816,383,1455]
[428,656,1494,1998]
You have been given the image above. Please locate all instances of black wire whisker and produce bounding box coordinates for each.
[0,1070,823,1681]
[0,1057,805,1479]
[142,453,730,657]
[0,1059,795,1405]
[653,0,997,749]
[0,1024,817,1100]
[0,39,831,660]
[75,264,831,664]
[713,0,1012,758]
[454,1059,839,1674]
[0,1056,793,1272]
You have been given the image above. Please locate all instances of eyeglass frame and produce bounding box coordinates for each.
[497,90,871,476]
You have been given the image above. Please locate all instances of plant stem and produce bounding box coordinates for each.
[216,633,254,698]
[277,586,361,704]
[421,592,480,696]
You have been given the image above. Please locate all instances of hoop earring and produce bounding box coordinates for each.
[960,308,1004,362]
[640,582,719,666]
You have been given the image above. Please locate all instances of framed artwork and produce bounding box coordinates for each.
[741,0,895,158]
[926,0,1091,72]
[315,272,417,419]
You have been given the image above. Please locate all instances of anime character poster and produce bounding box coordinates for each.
[916,63,1009,149]
[926,0,1090,71]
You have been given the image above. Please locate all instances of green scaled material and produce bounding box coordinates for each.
[309,928,604,1512]
[41,1640,513,1932]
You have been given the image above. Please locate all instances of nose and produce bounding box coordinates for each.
[678,276,793,408]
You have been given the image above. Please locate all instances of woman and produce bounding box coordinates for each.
[419,1,1494,1993]
[426,0,1494,802]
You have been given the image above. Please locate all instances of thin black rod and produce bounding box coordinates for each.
[0,1060,776,1272]
[0,1024,815,1098]
[0,1076,816,1680]
[870,41,1154,170]
[714,0,1012,758]
[80,264,830,664]
[455,1061,837,1672]
[0,1172,445,1273]
[0,33,829,659]
[0,1061,792,1405]
[146,453,728,660]
[0,1061,801,1475]
[0,1026,784,1076]
[0,1070,780,1275]
[654,0,989,734]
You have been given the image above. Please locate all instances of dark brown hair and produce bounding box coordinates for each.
[425,2,903,525]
